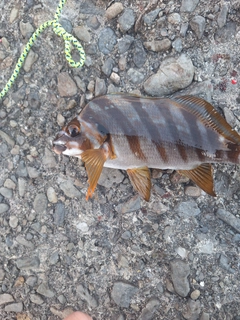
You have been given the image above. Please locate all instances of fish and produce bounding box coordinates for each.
[52,94,240,201]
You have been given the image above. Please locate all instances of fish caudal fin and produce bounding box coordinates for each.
[178,163,216,196]
[127,167,151,201]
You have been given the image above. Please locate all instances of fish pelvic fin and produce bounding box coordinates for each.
[127,166,151,201]
[178,163,216,196]
[81,148,108,200]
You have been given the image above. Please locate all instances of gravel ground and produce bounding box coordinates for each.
[0,0,240,319]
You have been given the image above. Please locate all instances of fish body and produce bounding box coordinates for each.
[53,94,240,201]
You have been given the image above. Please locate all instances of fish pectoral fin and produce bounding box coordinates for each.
[81,149,107,200]
[127,166,151,201]
[178,163,216,196]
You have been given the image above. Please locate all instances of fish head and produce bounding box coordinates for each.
[52,117,91,158]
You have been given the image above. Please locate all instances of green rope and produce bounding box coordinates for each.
[0,0,85,100]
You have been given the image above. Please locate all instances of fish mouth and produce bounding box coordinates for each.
[52,143,67,155]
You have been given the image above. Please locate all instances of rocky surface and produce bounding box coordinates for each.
[0,0,240,319]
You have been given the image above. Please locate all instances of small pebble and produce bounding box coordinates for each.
[47,187,58,203]
[9,215,18,228]
[190,289,201,300]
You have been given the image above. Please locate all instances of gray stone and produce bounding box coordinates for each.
[0,129,15,147]
[111,281,138,308]
[59,18,72,33]
[0,203,10,214]
[176,200,200,218]
[4,302,23,312]
[16,161,28,177]
[33,193,48,214]
[170,259,190,297]
[217,4,228,29]
[98,168,124,189]
[54,202,65,226]
[26,276,38,287]
[76,222,89,233]
[43,147,57,168]
[180,22,189,37]
[16,235,34,249]
[168,13,181,25]
[116,195,141,214]
[118,35,134,54]
[95,77,107,97]
[133,40,147,68]
[9,7,19,23]
[73,26,91,43]
[57,72,77,97]
[118,8,136,33]
[216,208,240,233]
[18,177,26,197]
[0,268,5,281]
[23,50,38,72]
[4,178,16,189]
[19,21,34,37]
[172,38,183,52]
[200,312,210,320]
[127,68,145,84]
[16,256,40,270]
[30,294,44,305]
[49,251,59,265]
[37,283,55,298]
[0,187,13,199]
[143,9,161,25]
[0,293,14,305]
[102,57,115,76]
[138,298,160,320]
[219,254,235,274]
[190,16,206,39]
[59,180,81,198]
[180,0,200,12]
[182,299,201,320]
[47,187,58,203]
[98,28,117,55]
[143,39,171,52]
[86,16,100,29]
[27,166,40,178]
[74,76,86,92]
[76,284,98,308]
[105,2,124,20]
[144,54,194,96]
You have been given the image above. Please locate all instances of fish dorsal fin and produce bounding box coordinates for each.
[81,149,107,200]
[127,167,151,201]
[178,163,216,196]
[174,95,240,144]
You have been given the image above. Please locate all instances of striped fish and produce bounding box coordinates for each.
[53,94,240,201]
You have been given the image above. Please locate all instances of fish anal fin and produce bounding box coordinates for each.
[127,167,151,201]
[174,95,240,145]
[81,148,108,200]
[178,163,216,196]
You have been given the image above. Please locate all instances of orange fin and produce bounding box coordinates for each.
[81,149,107,200]
[178,163,216,196]
[174,95,240,144]
[127,167,151,201]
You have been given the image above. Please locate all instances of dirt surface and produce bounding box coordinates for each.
[0,0,240,319]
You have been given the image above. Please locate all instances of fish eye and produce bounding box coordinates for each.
[68,125,80,137]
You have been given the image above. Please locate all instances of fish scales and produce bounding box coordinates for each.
[79,95,233,169]
[53,94,240,200]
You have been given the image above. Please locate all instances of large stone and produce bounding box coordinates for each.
[57,72,78,97]
[111,281,138,308]
[170,259,190,297]
[144,54,194,96]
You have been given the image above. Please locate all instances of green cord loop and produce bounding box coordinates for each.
[0,0,85,100]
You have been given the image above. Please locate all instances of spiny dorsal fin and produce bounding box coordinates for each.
[178,163,216,196]
[174,95,240,145]
[127,167,151,201]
